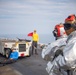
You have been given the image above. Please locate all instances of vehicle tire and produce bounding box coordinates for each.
[5,49,11,58]
[29,46,32,56]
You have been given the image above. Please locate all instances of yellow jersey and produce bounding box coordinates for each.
[32,33,39,42]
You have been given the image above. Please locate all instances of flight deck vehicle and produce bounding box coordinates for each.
[0,38,31,58]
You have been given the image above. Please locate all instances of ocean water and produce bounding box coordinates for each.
[0,34,55,44]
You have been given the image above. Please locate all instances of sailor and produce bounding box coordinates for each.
[0,47,18,66]
[46,14,76,75]
[42,23,67,61]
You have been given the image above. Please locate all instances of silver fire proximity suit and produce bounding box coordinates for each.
[46,31,76,75]
[41,37,67,61]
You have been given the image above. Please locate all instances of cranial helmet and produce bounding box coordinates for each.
[65,14,76,24]
[64,14,76,30]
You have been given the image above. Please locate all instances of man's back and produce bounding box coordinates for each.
[9,51,18,60]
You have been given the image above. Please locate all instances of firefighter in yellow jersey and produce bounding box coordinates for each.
[32,30,39,55]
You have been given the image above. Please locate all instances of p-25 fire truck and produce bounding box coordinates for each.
[0,38,32,58]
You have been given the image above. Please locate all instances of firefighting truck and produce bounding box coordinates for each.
[0,38,32,58]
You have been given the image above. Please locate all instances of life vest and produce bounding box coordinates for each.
[55,24,66,37]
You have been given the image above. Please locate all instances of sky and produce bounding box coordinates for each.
[0,0,76,42]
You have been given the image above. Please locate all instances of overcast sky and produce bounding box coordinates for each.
[0,0,76,35]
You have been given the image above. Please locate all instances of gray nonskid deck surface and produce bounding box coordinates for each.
[0,49,48,75]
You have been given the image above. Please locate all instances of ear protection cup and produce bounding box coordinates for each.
[72,23,76,30]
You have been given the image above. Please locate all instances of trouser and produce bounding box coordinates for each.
[0,59,17,65]
[32,41,38,54]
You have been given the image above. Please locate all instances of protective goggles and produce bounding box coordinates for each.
[64,23,72,30]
